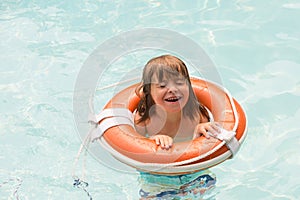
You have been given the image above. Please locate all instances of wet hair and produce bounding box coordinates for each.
[136,55,209,123]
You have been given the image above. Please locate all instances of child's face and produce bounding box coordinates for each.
[150,75,189,113]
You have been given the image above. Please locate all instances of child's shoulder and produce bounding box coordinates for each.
[134,111,144,124]
[134,111,148,135]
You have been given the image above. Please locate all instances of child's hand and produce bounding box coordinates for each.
[150,135,173,150]
[193,122,221,139]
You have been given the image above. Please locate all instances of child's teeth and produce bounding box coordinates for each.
[166,97,179,102]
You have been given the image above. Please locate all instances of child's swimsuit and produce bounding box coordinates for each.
[138,169,216,199]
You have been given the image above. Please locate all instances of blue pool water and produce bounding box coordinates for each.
[1,0,300,199]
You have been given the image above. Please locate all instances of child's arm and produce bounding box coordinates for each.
[134,111,173,149]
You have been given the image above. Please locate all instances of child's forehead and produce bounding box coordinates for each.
[150,72,186,82]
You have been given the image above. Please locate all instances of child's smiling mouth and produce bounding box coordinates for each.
[164,96,182,102]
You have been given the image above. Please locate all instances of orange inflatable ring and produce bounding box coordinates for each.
[91,77,247,175]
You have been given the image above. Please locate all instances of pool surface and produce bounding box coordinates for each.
[1,0,300,199]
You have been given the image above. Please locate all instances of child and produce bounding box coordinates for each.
[134,54,220,150]
[134,55,219,199]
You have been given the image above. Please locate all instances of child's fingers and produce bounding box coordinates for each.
[155,137,160,145]
[152,135,173,149]
[194,122,222,139]
[160,136,173,149]
[194,125,210,139]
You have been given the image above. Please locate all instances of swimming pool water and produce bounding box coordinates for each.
[1,0,300,199]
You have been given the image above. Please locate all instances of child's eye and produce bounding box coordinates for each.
[176,80,185,85]
[159,83,166,88]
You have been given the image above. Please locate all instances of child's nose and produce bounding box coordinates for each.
[167,83,178,93]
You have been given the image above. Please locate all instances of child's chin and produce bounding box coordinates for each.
[165,107,182,113]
